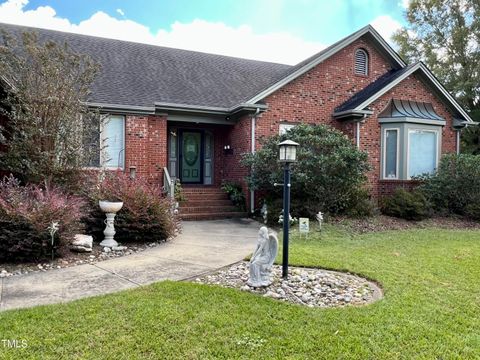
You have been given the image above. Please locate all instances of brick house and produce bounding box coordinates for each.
[0,23,474,219]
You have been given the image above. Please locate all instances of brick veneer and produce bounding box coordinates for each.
[125,114,167,183]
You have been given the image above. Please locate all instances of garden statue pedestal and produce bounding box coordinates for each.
[99,201,123,247]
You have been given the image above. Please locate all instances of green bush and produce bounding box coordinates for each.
[381,188,430,221]
[0,176,86,261]
[242,124,371,218]
[418,154,480,219]
[221,181,246,210]
[83,171,177,243]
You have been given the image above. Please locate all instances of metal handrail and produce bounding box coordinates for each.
[163,167,175,199]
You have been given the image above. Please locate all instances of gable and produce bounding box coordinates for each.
[248,25,405,104]
[334,63,473,123]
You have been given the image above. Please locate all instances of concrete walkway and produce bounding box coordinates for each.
[0,218,259,312]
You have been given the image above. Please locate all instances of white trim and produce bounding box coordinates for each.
[382,127,400,180]
[100,115,126,170]
[354,63,474,123]
[246,25,405,104]
[406,128,440,179]
[356,122,361,149]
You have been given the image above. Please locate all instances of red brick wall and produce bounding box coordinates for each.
[254,37,393,146]
[125,114,167,183]
[223,115,252,209]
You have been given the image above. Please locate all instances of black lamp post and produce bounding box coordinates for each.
[278,139,299,279]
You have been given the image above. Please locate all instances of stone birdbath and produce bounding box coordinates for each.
[99,200,123,247]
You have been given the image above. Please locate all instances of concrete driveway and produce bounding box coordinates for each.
[0,218,259,312]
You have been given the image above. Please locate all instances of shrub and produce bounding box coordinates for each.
[242,124,371,218]
[418,154,480,219]
[83,172,177,243]
[381,188,430,221]
[0,176,86,260]
[221,181,246,210]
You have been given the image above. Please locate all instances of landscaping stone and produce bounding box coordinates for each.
[70,234,93,253]
[195,261,381,308]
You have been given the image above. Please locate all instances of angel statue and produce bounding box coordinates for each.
[247,226,278,287]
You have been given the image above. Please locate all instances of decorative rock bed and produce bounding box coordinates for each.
[0,241,165,278]
[195,262,382,308]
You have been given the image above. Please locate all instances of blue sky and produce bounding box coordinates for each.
[0,0,408,64]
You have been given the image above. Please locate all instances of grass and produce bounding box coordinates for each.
[1,225,480,359]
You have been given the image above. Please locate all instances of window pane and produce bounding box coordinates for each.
[409,130,437,177]
[279,124,295,135]
[103,116,125,168]
[385,129,397,178]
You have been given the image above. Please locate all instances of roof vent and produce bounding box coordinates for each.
[355,49,368,76]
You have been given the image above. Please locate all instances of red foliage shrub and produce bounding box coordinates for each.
[0,175,86,260]
[83,171,177,243]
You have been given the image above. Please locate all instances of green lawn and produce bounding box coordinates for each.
[1,225,480,359]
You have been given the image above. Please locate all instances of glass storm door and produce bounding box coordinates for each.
[181,131,202,183]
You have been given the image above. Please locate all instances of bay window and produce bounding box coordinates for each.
[381,123,441,180]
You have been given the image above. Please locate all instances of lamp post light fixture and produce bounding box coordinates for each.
[278,139,299,279]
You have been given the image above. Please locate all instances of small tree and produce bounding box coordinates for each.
[0,31,101,186]
[242,124,371,218]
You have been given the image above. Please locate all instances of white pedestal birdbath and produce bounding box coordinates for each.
[99,201,123,247]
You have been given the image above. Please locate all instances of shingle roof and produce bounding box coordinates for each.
[0,23,291,108]
[335,64,416,113]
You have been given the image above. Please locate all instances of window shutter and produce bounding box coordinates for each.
[355,49,368,75]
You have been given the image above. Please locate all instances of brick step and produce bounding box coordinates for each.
[181,199,233,207]
[182,187,225,194]
[180,205,240,214]
[180,212,248,221]
[183,193,229,201]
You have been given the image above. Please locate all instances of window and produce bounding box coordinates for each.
[408,129,438,178]
[384,129,399,179]
[354,48,368,76]
[101,115,125,168]
[279,123,295,135]
[381,124,441,180]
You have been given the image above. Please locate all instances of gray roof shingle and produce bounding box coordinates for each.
[335,64,416,113]
[0,23,291,108]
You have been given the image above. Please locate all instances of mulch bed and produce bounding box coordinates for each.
[331,215,480,234]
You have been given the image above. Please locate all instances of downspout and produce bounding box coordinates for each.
[356,121,361,149]
[356,114,367,149]
[250,108,260,213]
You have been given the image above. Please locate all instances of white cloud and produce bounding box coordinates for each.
[399,0,411,9]
[116,8,124,17]
[0,0,324,64]
[370,15,403,42]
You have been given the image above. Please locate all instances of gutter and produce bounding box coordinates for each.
[333,109,374,120]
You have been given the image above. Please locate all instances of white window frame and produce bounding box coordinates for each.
[100,115,126,170]
[382,127,400,180]
[279,123,296,135]
[406,128,440,179]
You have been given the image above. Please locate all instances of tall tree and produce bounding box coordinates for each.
[393,0,480,153]
[0,31,101,185]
